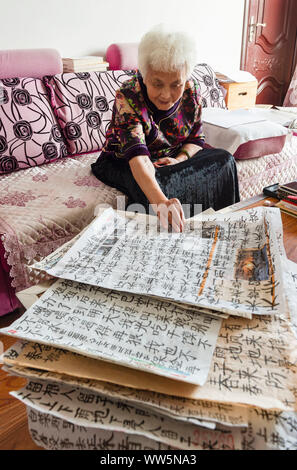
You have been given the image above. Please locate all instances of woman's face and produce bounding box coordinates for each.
[143,65,187,111]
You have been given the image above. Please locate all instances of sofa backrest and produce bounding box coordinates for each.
[0,77,67,174]
[44,70,135,156]
[0,62,225,175]
[0,49,65,175]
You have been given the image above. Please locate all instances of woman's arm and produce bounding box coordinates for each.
[175,142,203,162]
[129,154,167,205]
[153,143,203,166]
[129,155,185,232]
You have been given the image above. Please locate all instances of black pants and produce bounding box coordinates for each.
[91,149,240,217]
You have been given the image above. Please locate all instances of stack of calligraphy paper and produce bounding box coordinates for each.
[1,207,297,450]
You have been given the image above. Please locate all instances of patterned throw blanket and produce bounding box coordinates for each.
[0,153,121,293]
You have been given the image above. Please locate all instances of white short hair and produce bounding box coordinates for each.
[138,24,197,78]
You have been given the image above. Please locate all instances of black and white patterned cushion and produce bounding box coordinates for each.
[191,63,226,109]
[44,70,134,155]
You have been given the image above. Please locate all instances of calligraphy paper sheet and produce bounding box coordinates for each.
[29,208,228,320]
[26,406,175,450]
[0,278,222,386]
[4,363,248,428]
[12,379,297,450]
[10,378,239,451]
[26,405,297,450]
[3,294,297,411]
[282,258,297,338]
[235,408,297,450]
[43,207,285,319]
[4,364,214,430]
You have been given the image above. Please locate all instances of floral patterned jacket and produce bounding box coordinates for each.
[101,73,205,162]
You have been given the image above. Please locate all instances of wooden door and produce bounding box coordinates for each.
[241,0,297,105]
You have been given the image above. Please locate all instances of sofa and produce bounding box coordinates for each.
[1,48,297,317]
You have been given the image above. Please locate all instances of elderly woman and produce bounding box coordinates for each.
[91,25,239,231]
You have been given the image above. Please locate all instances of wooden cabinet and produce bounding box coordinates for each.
[220,80,258,110]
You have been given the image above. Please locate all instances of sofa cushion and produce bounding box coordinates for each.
[191,64,226,109]
[202,108,288,160]
[0,49,62,80]
[106,43,139,70]
[44,70,135,155]
[0,77,67,175]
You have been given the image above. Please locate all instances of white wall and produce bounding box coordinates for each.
[0,0,245,71]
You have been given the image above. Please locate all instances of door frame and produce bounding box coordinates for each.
[240,0,250,71]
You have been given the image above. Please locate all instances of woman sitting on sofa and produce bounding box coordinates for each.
[91,25,239,232]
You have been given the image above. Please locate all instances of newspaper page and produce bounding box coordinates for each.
[10,378,239,451]
[42,207,285,319]
[0,278,222,386]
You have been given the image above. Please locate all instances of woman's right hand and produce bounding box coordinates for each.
[129,156,185,232]
[151,197,186,233]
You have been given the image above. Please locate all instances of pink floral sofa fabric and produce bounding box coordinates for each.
[0,152,121,297]
[0,77,67,174]
[44,70,134,155]
[237,135,297,200]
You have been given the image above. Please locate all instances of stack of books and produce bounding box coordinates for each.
[62,56,109,73]
[276,180,297,217]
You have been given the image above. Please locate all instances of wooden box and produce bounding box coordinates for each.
[220,80,258,110]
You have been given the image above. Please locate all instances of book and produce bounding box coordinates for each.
[63,63,108,69]
[63,64,109,72]
[63,56,104,65]
[278,180,297,195]
[276,200,297,218]
[278,200,297,211]
[282,197,297,207]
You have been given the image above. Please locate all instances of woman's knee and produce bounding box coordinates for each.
[214,148,235,162]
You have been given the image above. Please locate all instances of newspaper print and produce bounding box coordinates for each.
[0,278,222,386]
[44,207,285,319]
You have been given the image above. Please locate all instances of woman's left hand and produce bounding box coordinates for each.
[153,157,179,167]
